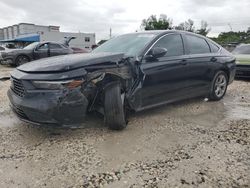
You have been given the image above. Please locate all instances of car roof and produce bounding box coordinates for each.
[39,41,60,44]
[125,30,209,39]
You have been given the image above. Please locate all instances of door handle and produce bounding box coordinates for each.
[211,57,217,62]
[180,59,187,65]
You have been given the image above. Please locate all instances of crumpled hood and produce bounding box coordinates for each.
[17,52,125,73]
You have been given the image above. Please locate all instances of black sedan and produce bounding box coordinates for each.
[0,41,73,66]
[8,30,236,130]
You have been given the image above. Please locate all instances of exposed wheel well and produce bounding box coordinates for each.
[220,68,229,81]
[102,74,127,91]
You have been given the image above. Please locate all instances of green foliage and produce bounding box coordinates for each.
[175,19,195,32]
[141,14,250,44]
[175,20,210,36]
[196,21,211,36]
[142,16,210,36]
[211,31,250,45]
[141,14,172,30]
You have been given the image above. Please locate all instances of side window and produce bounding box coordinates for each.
[152,34,184,57]
[186,35,210,54]
[38,43,48,50]
[208,41,220,53]
[50,43,63,49]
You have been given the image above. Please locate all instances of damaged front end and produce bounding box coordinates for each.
[7,53,135,126]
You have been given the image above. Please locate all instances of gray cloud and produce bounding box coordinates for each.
[0,0,250,40]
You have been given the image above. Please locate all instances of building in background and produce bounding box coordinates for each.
[0,23,95,49]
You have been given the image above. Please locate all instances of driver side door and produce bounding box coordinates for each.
[33,43,49,60]
[134,33,191,110]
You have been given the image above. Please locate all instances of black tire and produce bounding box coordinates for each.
[209,71,228,101]
[104,82,127,130]
[15,55,30,66]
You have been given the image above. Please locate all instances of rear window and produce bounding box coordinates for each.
[50,43,63,49]
[186,35,210,54]
[208,41,220,52]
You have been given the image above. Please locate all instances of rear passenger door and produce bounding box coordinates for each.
[184,34,214,94]
[49,43,68,57]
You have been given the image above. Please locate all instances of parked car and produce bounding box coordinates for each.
[8,30,236,130]
[0,39,74,66]
[0,46,6,51]
[0,46,13,64]
[0,45,14,51]
[232,44,250,78]
[71,47,89,54]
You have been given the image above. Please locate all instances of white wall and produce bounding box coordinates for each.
[0,29,3,40]
[19,24,35,35]
[3,28,8,40]
[7,27,12,39]
[13,25,18,38]
[40,31,96,49]
[0,23,95,48]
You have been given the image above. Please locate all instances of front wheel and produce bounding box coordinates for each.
[15,55,30,66]
[104,82,127,130]
[209,71,228,101]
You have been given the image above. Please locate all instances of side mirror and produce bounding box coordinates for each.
[34,45,39,52]
[150,47,168,58]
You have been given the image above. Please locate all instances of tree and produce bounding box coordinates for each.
[196,21,211,36]
[211,31,250,45]
[175,19,195,32]
[141,14,172,30]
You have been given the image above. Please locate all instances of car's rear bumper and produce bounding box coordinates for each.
[7,87,90,126]
[235,65,250,78]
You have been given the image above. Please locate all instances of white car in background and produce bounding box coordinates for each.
[233,44,250,78]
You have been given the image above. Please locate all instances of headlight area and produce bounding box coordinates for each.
[31,72,106,90]
[32,79,85,90]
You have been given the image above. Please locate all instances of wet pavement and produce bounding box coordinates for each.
[0,65,249,187]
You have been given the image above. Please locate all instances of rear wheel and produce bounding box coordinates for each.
[104,82,127,130]
[209,71,228,101]
[15,55,30,66]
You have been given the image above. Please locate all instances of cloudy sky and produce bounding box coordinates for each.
[0,0,249,40]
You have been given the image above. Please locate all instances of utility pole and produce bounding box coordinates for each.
[109,28,112,39]
[228,23,233,31]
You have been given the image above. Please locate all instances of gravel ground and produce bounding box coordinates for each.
[0,65,249,187]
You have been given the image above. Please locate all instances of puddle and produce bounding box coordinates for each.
[227,103,250,120]
[166,99,226,128]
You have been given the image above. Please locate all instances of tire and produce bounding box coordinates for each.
[104,82,127,130]
[209,71,228,101]
[15,55,30,66]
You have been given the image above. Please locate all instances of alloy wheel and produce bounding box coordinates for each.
[18,56,29,65]
[214,74,227,98]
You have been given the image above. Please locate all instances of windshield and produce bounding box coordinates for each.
[232,44,250,55]
[23,42,39,50]
[93,33,157,56]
